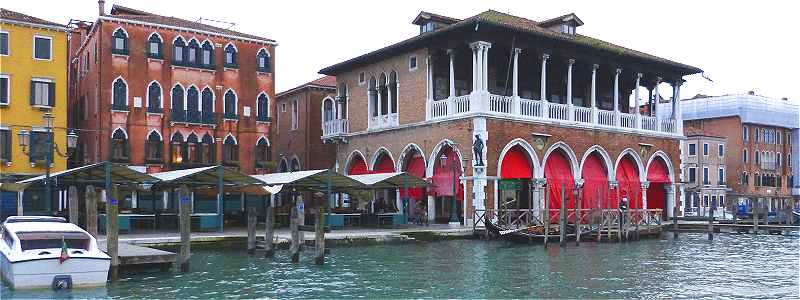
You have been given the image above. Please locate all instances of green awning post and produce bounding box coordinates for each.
[217,165,224,233]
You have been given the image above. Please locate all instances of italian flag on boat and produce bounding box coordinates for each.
[59,237,70,264]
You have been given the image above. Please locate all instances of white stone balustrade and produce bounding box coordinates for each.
[322,119,349,138]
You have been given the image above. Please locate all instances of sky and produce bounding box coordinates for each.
[7,0,799,102]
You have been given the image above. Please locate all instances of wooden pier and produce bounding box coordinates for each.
[99,241,176,270]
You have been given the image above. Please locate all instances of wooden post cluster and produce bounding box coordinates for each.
[753,199,759,235]
[178,185,192,273]
[290,195,301,263]
[85,185,98,237]
[247,207,257,254]
[315,207,326,265]
[264,195,275,258]
[107,185,120,281]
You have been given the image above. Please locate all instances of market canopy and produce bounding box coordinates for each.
[348,172,429,189]
[150,165,262,189]
[251,169,364,192]
[15,162,159,188]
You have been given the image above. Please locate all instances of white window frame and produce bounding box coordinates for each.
[0,30,9,56]
[702,143,709,156]
[32,35,53,61]
[30,77,54,107]
[688,167,697,184]
[743,126,749,141]
[702,195,709,207]
[409,55,418,71]
[688,143,696,156]
[358,72,365,85]
[718,166,725,184]
[703,166,709,185]
[0,74,9,106]
[718,144,724,157]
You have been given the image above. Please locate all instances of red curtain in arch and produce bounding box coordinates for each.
[615,157,642,209]
[646,158,671,210]
[373,154,395,173]
[500,146,533,179]
[348,156,369,175]
[581,154,608,209]
[399,153,426,201]
[431,147,464,201]
[545,150,575,213]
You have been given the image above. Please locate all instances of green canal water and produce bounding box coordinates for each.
[2,233,799,299]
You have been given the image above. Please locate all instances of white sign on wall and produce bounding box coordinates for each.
[243,106,251,117]
[133,97,142,108]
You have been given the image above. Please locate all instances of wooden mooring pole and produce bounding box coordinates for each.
[246,206,257,254]
[85,185,98,237]
[753,200,759,235]
[107,185,120,281]
[543,184,550,248]
[597,187,603,242]
[559,184,567,247]
[707,203,714,241]
[575,191,582,246]
[68,186,79,225]
[264,194,275,258]
[673,204,679,239]
[315,207,326,265]
[178,185,191,272]
[290,194,301,263]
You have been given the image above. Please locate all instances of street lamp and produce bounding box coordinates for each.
[440,152,459,224]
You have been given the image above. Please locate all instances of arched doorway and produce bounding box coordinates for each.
[432,145,463,224]
[400,146,426,221]
[647,156,671,218]
[616,154,642,209]
[581,152,609,210]
[347,153,369,175]
[544,149,575,221]
[372,151,397,213]
[499,145,533,211]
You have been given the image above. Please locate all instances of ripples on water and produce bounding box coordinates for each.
[2,233,798,299]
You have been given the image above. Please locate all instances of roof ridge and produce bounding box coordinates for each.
[110,4,155,16]
[0,8,65,28]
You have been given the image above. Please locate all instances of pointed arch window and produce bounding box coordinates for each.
[389,71,398,114]
[173,37,186,65]
[224,44,238,68]
[111,129,129,162]
[112,78,128,110]
[171,85,185,122]
[379,73,388,115]
[147,82,162,113]
[368,77,378,117]
[148,33,163,58]
[187,87,200,123]
[257,49,270,73]
[201,133,216,164]
[323,98,335,122]
[224,90,237,119]
[112,28,128,55]
[186,133,199,163]
[255,138,271,168]
[187,39,200,66]
[145,131,163,162]
[171,132,185,165]
[201,88,215,124]
[201,41,214,68]
[256,93,269,122]
[290,158,300,172]
[337,83,348,119]
[222,135,238,165]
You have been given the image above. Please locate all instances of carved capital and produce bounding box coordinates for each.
[542,53,550,61]
[608,180,618,188]
[592,64,600,71]
[615,68,622,75]
[636,72,643,79]
[446,49,456,56]
[640,181,650,189]
[568,58,576,65]
[513,48,523,54]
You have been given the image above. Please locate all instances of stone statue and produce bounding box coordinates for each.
[473,134,484,167]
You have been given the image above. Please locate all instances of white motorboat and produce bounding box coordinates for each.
[0,216,110,290]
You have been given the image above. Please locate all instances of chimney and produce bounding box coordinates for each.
[98,0,105,16]
[747,91,755,95]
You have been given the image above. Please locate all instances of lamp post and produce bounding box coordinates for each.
[17,113,78,215]
[440,152,459,224]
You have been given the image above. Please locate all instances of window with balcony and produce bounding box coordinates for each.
[224,44,237,68]
[741,172,748,185]
[1,75,9,105]
[30,79,54,107]
[147,81,162,113]
[255,137,271,168]
[379,73,389,115]
[257,49,270,73]
[186,87,200,123]
[222,135,238,164]
[186,133,198,163]
[368,76,378,117]
[111,128,129,162]
[112,28,128,55]
[256,93,269,122]
[33,35,52,60]
[224,90,237,119]
[173,37,186,65]
[389,71,398,114]
[755,173,761,186]
[148,33,163,59]
[323,98,334,122]
[145,131,163,163]
[201,41,214,68]
[0,129,11,162]
[201,88,215,124]
[171,85,185,122]
[702,195,709,207]
[688,143,696,156]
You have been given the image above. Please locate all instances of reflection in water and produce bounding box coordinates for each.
[2,233,798,299]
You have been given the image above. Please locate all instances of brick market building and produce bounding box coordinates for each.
[274,76,337,172]
[319,11,701,224]
[68,2,276,176]
[669,92,800,214]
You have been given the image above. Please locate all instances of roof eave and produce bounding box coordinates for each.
[98,15,277,45]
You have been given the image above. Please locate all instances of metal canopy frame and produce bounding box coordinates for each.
[14,162,159,188]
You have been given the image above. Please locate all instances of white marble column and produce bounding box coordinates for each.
[666,184,677,218]
[448,49,456,98]
[653,77,662,127]
[512,48,521,97]
[540,54,549,117]
[613,68,621,126]
[482,46,489,92]
[591,64,598,124]
[567,59,575,121]
[671,80,683,134]
[634,73,642,129]
[641,181,650,209]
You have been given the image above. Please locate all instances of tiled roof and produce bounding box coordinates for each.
[321,10,701,75]
[1,8,65,28]
[277,76,337,98]
[105,5,274,43]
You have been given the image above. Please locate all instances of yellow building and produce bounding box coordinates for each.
[1,9,69,181]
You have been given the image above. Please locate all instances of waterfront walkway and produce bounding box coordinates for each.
[97,224,473,246]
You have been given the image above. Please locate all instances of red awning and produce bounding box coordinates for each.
[373,153,395,173]
[615,156,641,209]
[348,156,369,175]
[400,154,426,201]
[545,150,574,212]
[500,145,533,179]
[431,147,463,200]
[581,154,608,209]
[647,158,671,183]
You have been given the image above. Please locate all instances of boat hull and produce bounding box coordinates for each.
[1,254,110,289]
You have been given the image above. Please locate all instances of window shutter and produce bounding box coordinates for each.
[28,132,37,161]
[48,82,55,106]
[30,81,36,105]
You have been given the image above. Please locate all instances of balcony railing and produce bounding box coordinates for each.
[761,160,777,170]
[427,93,681,135]
[322,119,349,138]
[202,112,216,124]
[187,110,202,123]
